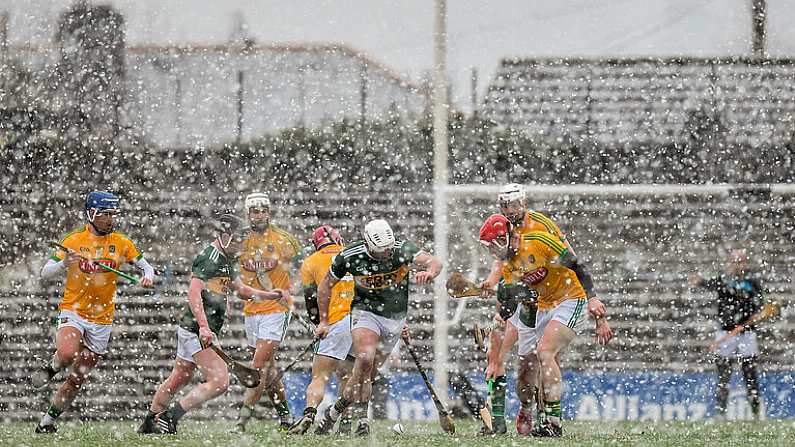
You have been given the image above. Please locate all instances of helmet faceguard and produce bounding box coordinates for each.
[312,225,343,250]
[363,219,395,260]
[498,183,526,226]
[479,214,514,261]
[85,191,120,236]
[215,214,246,257]
[245,192,271,232]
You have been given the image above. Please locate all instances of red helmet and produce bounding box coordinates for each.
[479,214,512,249]
[312,225,342,250]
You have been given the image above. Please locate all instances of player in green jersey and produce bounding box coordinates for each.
[313,219,442,436]
[138,214,290,435]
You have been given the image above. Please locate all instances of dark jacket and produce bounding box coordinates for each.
[700,272,766,331]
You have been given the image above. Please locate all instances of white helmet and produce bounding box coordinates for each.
[498,183,525,204]
[363,219,395,256]
[245,192,270,209]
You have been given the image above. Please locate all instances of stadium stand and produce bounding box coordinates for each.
[2,181,794,421]
[482,57,795,147]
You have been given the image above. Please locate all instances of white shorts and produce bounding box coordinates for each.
[350,309,405,354]
[315,315,353,361]
[245,312,290,347]
[176,326,220,364]
[508,311,537,356]
[57,310,112,355]
[714,330,759,358]
[535,298,588,339]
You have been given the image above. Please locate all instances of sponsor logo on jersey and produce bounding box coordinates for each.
[79,258,118,274]
[522,267,548,285]
[355,266,410,290]
[357,272,400,289]
[242,259,279,272]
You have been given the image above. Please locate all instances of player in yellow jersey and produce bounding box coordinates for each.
[478,183,571,295]
[479,183,572,435]
[289,225,355,435]
[479,214,612,438]
[236,192,302,432]
[33,191,155,434]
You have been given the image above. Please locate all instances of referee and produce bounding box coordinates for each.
[690,249,765,420]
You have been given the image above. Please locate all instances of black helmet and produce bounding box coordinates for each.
[214,214,245,235]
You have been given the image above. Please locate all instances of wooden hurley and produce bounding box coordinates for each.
[446,272,482,298]
[710,302,781,352]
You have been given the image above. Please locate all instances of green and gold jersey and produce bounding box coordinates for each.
[329,239,424,319]
[179,244,239,335]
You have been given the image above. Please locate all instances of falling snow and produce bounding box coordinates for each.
[1,1,794,445]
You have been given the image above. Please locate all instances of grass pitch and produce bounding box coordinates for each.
[3,419,795,447]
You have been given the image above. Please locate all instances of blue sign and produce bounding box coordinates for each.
[282,371,795,421]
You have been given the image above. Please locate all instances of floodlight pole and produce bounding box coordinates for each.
[432,0,449,402]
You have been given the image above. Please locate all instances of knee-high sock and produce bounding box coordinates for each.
[715,357,732,416]
[740,356,761,417]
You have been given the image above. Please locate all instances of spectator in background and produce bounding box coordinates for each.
[690,249,766,420]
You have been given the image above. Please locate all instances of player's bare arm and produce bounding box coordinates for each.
[187,278,213,346]
[231,277,284,302]
[413,252,442,284]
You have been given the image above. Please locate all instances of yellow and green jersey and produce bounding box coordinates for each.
[51,225,142,324]
[503,230,586,311]
[239,226,300,316]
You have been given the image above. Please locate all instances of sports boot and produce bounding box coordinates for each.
[492,415,507,434]
[531,420,562,438]
[154,410,178,435]
[337,417,352,435]
[516,406,533,436]
[354,419,371,436]
[313,407,337,435]
[137,414,156,434]
[288,413,314,435]
[34,424,57,434]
